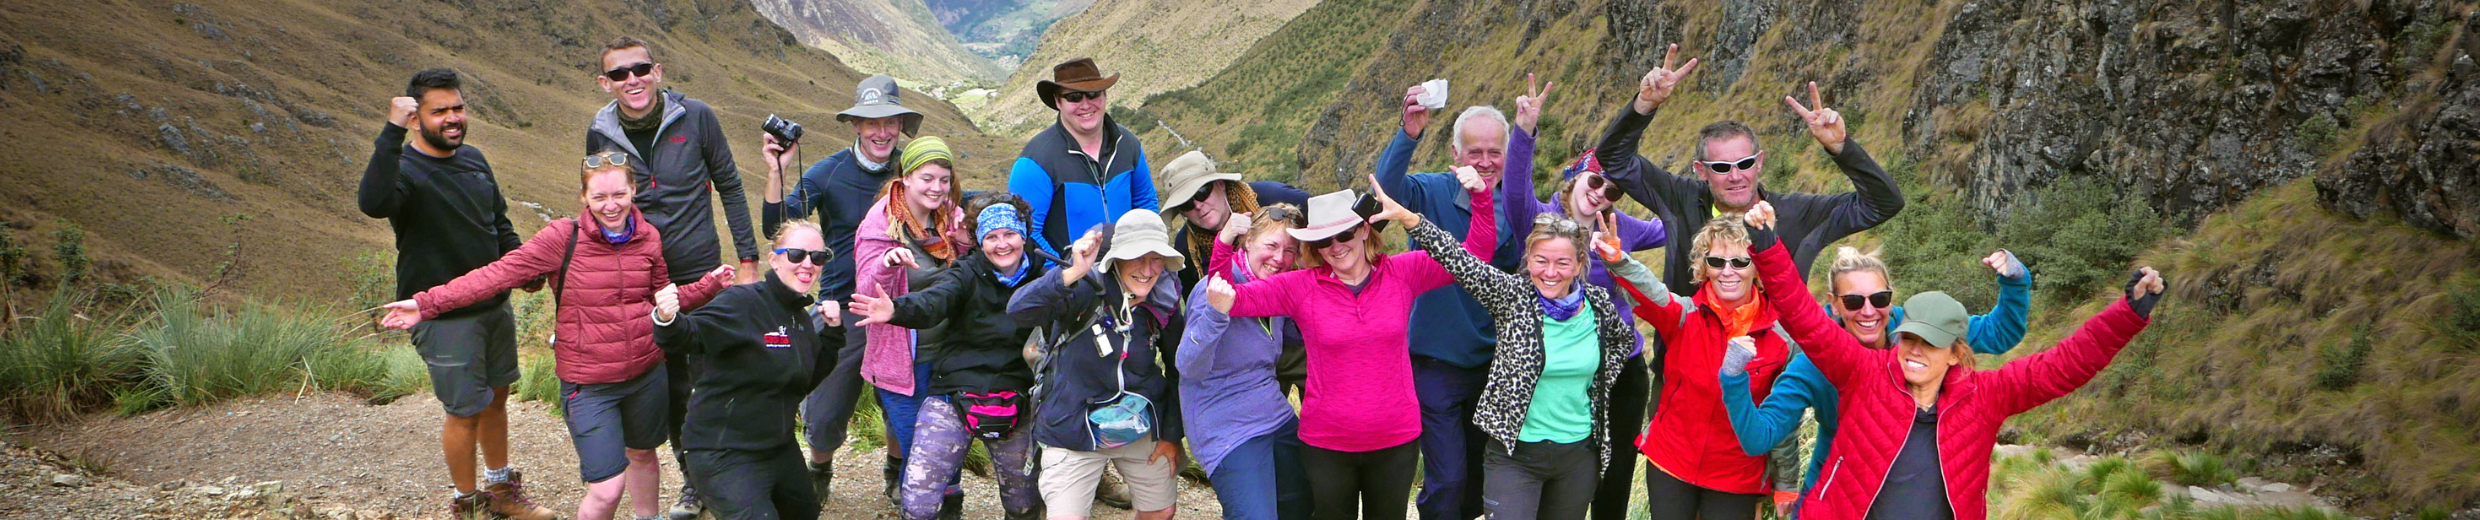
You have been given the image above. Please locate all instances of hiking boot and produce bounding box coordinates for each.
[483,470,559,520]
[937,492,963,520]
[808,459,836,506]
[1096,467,1133,510]
[668,483,703,520]
[450,491,495,520]
[882,454,903,507]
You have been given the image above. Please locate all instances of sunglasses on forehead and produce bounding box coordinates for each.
[602,62,655,82]
[1701,152,1762,174]
[1059,90,1103,103]
[581,152,630,170]
[1260,206,1303,226]
[1839,290,1894,311]
[1703,255,1752,269]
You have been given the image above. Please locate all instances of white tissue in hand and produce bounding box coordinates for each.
[1417,79,1449,110]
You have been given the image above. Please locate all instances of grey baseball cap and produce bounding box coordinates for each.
[836,75,923,136]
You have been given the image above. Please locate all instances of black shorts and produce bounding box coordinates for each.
[562,362,670,483]
[684,446,818,520]
[411,305,520,417]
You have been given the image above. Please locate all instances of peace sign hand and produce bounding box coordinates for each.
[1367,173,1421,229]
[1514,73,1555,135]
[1636,43,1700,115]
[1784,81,1848,154]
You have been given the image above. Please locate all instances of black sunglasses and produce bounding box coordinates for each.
[1059,90,1102,103]
[1703,255,1752,269]
[774,248,831,265]
[1700,152,1762,174]
[602,62,656,82]
[1839,290,1894,311]
[1308,227,1360,249]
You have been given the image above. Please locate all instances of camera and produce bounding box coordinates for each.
[761,114,804,144]
[1353,192,1389,232]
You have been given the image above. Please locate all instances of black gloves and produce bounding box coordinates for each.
[2124,270,2161,319]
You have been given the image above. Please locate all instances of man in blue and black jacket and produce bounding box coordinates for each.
[1008,57,1158,262]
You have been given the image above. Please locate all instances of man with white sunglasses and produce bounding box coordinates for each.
[1581,43,1906,520]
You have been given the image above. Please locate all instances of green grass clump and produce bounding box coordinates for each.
[121,287,422,411]
[2148,450,2238,488]
[0,288,142,422]
[515,356,562,417]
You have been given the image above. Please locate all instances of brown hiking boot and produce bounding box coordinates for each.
[483,470,560,520]
[450,491,497,520]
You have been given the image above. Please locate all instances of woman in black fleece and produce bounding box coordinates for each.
[651,220,837,520]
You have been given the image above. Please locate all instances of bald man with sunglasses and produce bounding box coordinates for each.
[1582,44,1905,520]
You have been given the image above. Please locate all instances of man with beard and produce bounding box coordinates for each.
[760,74,924,507]
[584,36,763,520]
[357,68,559,520]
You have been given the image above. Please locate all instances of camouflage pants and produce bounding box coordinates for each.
[902,396,1041,519]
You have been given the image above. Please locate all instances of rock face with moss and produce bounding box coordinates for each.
[2319,12,2480,240]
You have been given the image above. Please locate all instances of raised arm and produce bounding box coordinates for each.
[1606,251,1691,341]
[886,265,972,330]
[356,122,412,218]
[1597,45,1705,216]
[1987,270,2159,416]
[1746,217,1870,386]
[652,288,751,357]
[1397,171,1497,294]
[1967,250,2034,355]
[1721,354,1822,457]
[413,221,569,319]
[1405,217,1525,307]
[1007,265,1098,330]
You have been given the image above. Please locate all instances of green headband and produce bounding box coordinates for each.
[900,136,953,175]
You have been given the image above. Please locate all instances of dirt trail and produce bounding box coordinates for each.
[13,393,1225,519]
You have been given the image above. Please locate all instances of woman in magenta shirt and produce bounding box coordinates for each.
[1206,171,1494,520]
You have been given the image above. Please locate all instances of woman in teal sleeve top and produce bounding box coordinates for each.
[1702,247,2031,518]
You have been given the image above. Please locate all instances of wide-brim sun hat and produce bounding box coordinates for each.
[835,74,924,136]
[1098,209,1184,273]
[1037,57,1121,110]
[1158,150,1242,212]
[1286,190,1363,242]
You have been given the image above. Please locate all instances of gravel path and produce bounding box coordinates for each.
[13,392,1225,519]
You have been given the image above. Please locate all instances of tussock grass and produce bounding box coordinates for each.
[0,288,142,423]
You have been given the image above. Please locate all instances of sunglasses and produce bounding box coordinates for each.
[1700,152,1762,174]
[1260,206,1303,227]
[1580,174,1624,202]
[602,62,656,82]
[1703,255,1752,269]
[1839,290,1894,311]
[581,151,630,170]
[1308,227,1360,249]
[1059,90,1102,104]
[1534,214,1582,232]
[774,248,830,265]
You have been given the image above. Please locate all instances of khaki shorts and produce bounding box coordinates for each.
[1038,438,1178,516]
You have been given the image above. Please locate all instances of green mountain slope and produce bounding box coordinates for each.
[752,0,1008,85]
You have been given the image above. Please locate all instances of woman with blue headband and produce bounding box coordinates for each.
[851,191,1050,520]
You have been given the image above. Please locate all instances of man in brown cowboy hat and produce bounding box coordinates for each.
[757,73,927,510]
[1009,57,1159,264]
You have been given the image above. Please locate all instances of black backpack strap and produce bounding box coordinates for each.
[554,220,580,308]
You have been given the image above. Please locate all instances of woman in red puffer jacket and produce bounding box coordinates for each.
[1734,201,2159,520]
[1607,215,1792,520]
[383,151,734,520]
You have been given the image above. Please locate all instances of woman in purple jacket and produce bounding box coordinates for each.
[1180,206,1309,520]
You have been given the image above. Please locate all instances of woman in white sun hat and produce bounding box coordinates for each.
[1009,209,1189,520]
[1203,169,1494,520]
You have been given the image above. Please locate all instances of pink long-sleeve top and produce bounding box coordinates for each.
[1225,186,1496,452]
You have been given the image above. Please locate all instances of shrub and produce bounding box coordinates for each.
[342,249,397,331]
[52,220,88,284]
[1998,177,2165,307]
[2312,324,2373,390]
[1875,188,1999,311]
[0,288,142,422]
[2437,275,2480,350]
[0,225,25,287]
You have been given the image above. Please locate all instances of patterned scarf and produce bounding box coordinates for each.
[1540,283,1588,321]
[885,183,957,262]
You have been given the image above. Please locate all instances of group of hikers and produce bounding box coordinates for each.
[360,36,2167,520]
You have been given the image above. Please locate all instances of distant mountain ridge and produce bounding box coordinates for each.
[970,0,1322,134]
[751,0,1008,84]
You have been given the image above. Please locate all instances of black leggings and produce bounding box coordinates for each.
[1301,440,1420,520]
[1643,466,1761,520]
[1590,355,1651,520]
[684,446,819,520]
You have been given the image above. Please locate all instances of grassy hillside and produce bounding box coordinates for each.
[0,0,1016,302]
[970,0,1322,134]
[751,0,1008,85]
